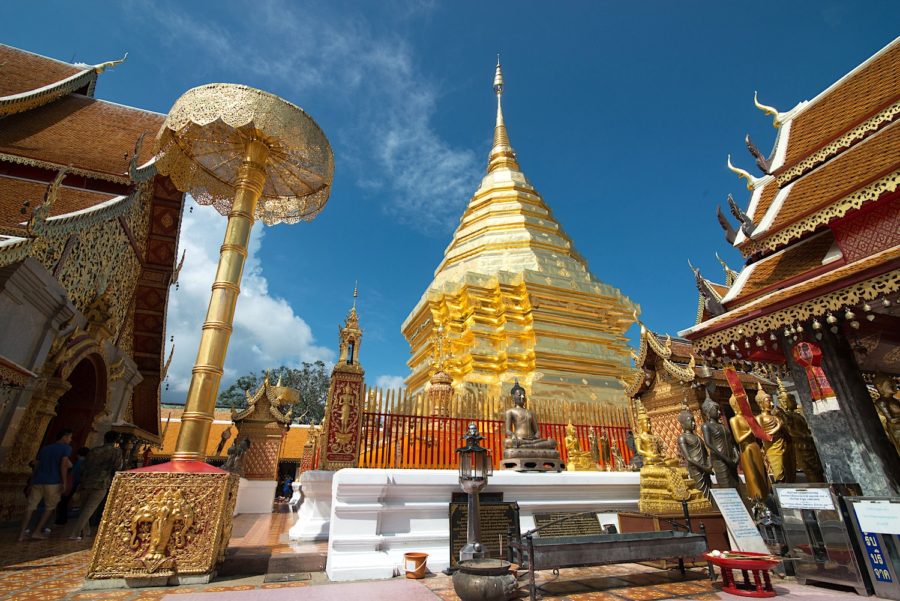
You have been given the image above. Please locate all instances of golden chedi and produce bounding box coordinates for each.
[402,59,637,404]
[635,401,711,514]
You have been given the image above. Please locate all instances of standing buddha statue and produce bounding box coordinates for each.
[700,394,742,490]
[775,379,825,482]
[729,395,771,501]
[678,406,712,500]
[755,384,796,483]
[873,373,900,456]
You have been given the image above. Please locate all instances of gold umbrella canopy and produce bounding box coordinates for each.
[154,83,334,225]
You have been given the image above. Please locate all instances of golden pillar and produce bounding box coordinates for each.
[87,84,333,586]
[173,140,268,461]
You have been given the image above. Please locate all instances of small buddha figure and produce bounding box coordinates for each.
[503,381,556,450]
[677,408,712,500]
[635,408,665,466]
[873,373,900,456]
[755,385,795,483]
[610,439,626,471]
[776,382,825,482]
[700,395,741,490]
[588,428,600,464]
[501,380,561,471]
[600,429,612,469]
[565,422,596,471]
[728,395,770,501]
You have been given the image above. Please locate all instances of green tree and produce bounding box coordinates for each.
[217,361,330,424]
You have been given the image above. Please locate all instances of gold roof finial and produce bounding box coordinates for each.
[352,280,358,310]
[488,55,519,173]
[727,154,759,190]
[753,91,783,128]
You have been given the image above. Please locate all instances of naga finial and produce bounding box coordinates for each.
[727,154,759,190]
[717,205,737,245]
[753,91,782,128]
[92,52,128,74]
[27,169,66,236]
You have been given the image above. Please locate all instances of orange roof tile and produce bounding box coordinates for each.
[0,45,84,97]
[749,184,779,224]
[0,176,118,230]
[764,119,900,238]
[782,41,900,169]
[0,94,162,179]
[729,232,836,307]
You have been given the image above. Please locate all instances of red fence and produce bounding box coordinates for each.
[358,412,633,470]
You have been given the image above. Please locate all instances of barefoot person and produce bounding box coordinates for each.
[19,429,73,541]
[68,431,123,540]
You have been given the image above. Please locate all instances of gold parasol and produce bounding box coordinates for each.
[155,84,334,460]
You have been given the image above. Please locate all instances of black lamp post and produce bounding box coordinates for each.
[456,422,492,562]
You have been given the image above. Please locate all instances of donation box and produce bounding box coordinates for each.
[843,497,900,601]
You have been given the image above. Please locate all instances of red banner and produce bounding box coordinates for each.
[723,365,772,442]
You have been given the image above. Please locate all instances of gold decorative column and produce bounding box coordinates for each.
[87,84,333,587]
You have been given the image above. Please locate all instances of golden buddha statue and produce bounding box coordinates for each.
[728,395,770,501]
[501,381,562,471]
[873,373,900,456]
[565,422,597,471]
[776,381,825,482]
[755,385,796,483]
[635,400,711,514]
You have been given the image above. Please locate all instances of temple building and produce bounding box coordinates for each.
[0,45,184,517]
[402,61,637,404]
[681,38,900,496]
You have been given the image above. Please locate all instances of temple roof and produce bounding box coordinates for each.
[0,45,86,98]
[0,177,119,231]
[0,93,162,182]
[731,37,900,257]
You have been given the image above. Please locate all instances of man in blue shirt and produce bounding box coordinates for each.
[19,429,73,541]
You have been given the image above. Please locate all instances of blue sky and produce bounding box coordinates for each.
[4,2,898,401]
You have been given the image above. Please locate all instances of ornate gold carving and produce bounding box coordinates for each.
[742,169,900,256]
[693,269,900,351]
[87,470,238,580]
[127,489,195,573]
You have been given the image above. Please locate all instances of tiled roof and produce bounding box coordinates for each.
[780,41,900,170]
[728,232,836,308]
[0,93,162,179]
[0,45,83,97]
[0,175,118,230]
[765,119,900,238]
[748,184,779,224]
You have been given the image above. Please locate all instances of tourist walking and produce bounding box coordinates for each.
[18,429,73,541]
[55,446,89,525]
[68,431,123,540]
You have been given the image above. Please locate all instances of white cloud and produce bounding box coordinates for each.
[162,198,333,402]
[140,0,480,232]
[374,374,407,390]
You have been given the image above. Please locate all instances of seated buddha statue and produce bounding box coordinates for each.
[634,406,679,467]
[501,381,561,471]
[503,381,556,449]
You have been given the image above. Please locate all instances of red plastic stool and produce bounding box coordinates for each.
[703,552,779,598]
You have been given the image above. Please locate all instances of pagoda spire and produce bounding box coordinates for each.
[488,56,520,173]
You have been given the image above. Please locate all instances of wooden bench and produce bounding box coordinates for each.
[507,514,709,600]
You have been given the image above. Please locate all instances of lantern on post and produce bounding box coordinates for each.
[456,422,492,562]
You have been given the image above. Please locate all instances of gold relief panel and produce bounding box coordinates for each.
[87,470,238,580]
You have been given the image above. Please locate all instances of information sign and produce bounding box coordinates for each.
[448,501,520,568]
[776,487,835,510]
[710,488,769,554]
[854,501,900,536]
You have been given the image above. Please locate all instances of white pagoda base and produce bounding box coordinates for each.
[289,470,335,541]
[235,478,275,514]
[323,469,640,582]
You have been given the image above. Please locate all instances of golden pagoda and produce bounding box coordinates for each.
[402,59,637,405]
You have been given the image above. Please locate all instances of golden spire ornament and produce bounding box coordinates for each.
[488,56,519,173]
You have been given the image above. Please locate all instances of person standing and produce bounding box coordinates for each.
[67,431,123,540]
[18,429,73,541]
[55,446,89,525]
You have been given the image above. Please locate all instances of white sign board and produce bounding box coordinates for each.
[854,501,900,536]
[776,487,835,511]
[710,488,769,554]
